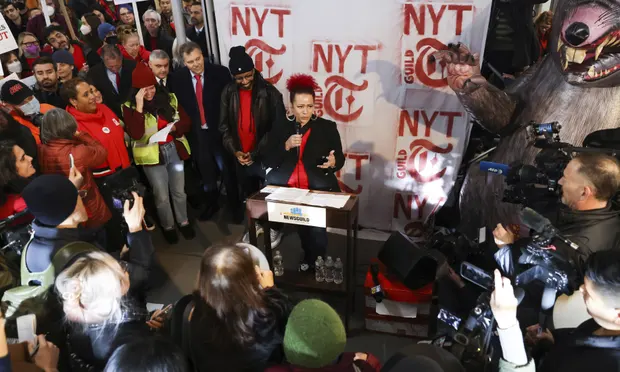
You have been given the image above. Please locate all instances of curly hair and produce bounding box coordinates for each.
[0,140,18,188]
[286,73,318,103]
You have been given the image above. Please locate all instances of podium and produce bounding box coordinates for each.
[246,188,359,331]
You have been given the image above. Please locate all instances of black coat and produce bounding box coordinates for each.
[33,85,67,109]
[186,26,209,57]
[188,288,292,372]
[540,319,620,372]
[169,61,231,139]
[144,29,174,59]
[264,116,345,192]
[551,203,620,265]
[87,58,136,119]
[219,72,284,162]
[6,16,27,39]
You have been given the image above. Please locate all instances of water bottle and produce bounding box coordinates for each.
[325,256,334,283]
[273,251,284,277]
[315,256,325,282]
[333,257,343,284]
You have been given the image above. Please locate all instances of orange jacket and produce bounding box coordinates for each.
[10,103,55,144]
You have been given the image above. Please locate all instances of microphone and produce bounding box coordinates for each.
[520,207,552,233]
[295,123,301,158]
[480,161,510,176]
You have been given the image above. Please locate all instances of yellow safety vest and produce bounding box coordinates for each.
[123,94,191,165]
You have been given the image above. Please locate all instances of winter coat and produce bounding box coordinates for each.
[38,133,111,228]
[219,72,285,162]
[188,288,292,372]
[264,116,345,192]
[66,104,130,178]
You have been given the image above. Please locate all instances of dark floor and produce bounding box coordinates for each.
[145,207,418,363]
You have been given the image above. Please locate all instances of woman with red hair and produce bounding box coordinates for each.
[264,74,345,272]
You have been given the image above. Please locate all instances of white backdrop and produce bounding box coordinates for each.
[214,0,493,235]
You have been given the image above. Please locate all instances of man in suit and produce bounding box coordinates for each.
[148,50,171,88]
[87,45,136,118]
[142,9,174,58]
[169,42,240,222]
[186,2,208,57]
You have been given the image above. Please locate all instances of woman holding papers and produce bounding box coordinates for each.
[122,63,195,244]
[265,74,345,273]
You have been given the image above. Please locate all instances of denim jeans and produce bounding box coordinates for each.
[142,141,188,229]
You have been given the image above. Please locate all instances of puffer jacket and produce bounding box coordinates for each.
[38,133,111,228]
[66,104,130,178]
[218,71,285,162]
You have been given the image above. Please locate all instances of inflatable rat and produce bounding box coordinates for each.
[434,2,620,237]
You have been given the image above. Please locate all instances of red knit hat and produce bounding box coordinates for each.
[132,63,157,89]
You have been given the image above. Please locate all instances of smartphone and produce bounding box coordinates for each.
[460,261,494,291]
[69,153,75,169]
[160,303,173,316]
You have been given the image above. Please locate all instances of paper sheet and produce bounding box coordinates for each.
[148,121,178,144]
[265,187,309,203]
[17,314,36,343]
[146,303,164,312]
[301,193,350,208]
[375,299,419,318]
[261,186,279,194]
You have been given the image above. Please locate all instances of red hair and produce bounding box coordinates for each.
[286,74,318,103]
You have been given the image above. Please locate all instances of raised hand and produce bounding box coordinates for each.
[432,43,486,92]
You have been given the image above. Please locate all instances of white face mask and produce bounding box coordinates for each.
[7,61,22,74]
[80,24,91,35]
[46,5,55,17]
[19,97,40,116]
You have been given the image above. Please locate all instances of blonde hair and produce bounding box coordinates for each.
[117,24,138,45]
[55,252,127,326]
[17,32,38,57]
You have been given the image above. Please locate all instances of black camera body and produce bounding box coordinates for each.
[111,183,146,210]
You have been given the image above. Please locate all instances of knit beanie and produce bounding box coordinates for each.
[132,63,157,89]
[228,46,254,75]
[22,175,78,227]
[283,299,346,368]
[52,49,74,66]
[98,23,116,41]
[1,80,33,105]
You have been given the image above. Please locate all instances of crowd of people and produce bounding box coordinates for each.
[0,0,619,371]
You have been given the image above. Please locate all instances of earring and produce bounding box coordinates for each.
[311,113,318,121]
[286,113,295,122]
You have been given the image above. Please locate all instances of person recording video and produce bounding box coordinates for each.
[492,249,620,372]
[494,153,620,263]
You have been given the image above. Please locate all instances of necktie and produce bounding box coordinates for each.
[115,72,121,93]
[194,74,206,128]
[159,78,165,88]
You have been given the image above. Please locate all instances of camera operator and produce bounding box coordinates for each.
[494,153,620,263]
[492,250,620,372]
[22,174,154,300]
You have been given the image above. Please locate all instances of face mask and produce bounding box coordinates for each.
[105,36,118,45]
[46,6,54,17]
[80,24,91,35]
[23,45,40,57]
[7,61,22,74]
[19,97,40,117]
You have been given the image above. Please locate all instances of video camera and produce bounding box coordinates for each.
[435,207,579,371]
[480,122,620,208]
[0,210,31,256]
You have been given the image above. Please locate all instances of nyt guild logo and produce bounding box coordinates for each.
[245,39,287,84]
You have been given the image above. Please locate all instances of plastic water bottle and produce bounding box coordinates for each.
[333,257,343,284]
[325,256,334,283]
[315,256,325,282]
[273,251,284,277]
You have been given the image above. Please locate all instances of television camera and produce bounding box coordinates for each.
[434,207,579,372]
[480,122,620,209]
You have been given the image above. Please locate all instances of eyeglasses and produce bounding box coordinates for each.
[21,41,39,47]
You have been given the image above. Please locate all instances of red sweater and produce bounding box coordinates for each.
[119,44,151,66]
[67,104,130,178]
[287,128,312,189]
[123,103,192,162]
[238,89,256,153]
[38,134,112,228]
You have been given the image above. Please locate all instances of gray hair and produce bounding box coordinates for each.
[100,44,122,60]
[149,49,169,62]
[41,108,78,144]
[142,9,161,24]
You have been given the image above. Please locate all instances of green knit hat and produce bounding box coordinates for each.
[283,299,347,368]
